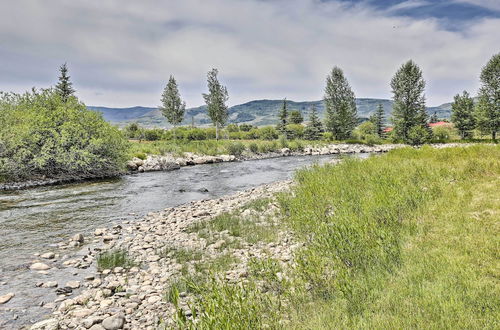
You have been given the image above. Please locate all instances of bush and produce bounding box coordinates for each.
[248,142,259,153]
[287,124,304,139]
[322,132,334,141]
[239,124,255,132]
[258,126,278,140]
[226,124,239,132]
[407,125,432,145]
[143,128,164,141]
[225,142,246,156]
[185,128,207,141]
[0,89,128,182]
[279,135,289,148]
[432,125,457,142]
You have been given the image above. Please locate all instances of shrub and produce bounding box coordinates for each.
[185,128,207,141]
[239,124,255,132]
[258,126,278,140]
[0,89,128,182]
[225,142,246,156]
[287,124,305,139]
[432,125,457,142]
[279,135,289,148]
[248,142,259,153]
[226,123,239,132]
[407,125,432,145]
[322,132,334,141]
[143,128,164,141]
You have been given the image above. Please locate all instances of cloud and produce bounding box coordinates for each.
[454,0,500,11]
[0,0,498,108]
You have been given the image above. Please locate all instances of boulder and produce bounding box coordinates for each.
[41,252,55,259]
[102,314,125,330]
[30,318,58,330]
[72,233,84,243]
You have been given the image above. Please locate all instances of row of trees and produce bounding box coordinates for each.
[161,52,498,143]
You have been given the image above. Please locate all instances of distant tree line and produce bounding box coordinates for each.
[160,52,498,144]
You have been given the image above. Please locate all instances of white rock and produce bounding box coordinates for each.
[102,314,125,330]
[30,318,59,330]
[30,262,50,271]
[66,280,81,289]
[72,233,84,243]
[41,252,55,259]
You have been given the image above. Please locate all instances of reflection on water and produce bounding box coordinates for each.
[0,153,367,328]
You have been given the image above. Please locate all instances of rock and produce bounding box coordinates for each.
[66,280,81,289]
[147,295,161,304]
[94,228,106,236]
[198,187,209,193]
[89,325,106,330]
[0,293,14,304]
[71,308,93,318]
[42,281,58,288]
[55,287,73,295]
[72,233,84,243]
[41,252,55,259]
[102,314,125,330]
[30,318,58,330]
[30,262,50,271]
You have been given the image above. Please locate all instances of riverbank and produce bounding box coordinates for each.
[26,180,293,329]
[23,144,499,329]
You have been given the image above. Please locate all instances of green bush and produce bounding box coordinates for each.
[432,125,457,142]
[407,125,432,145]
[0,89,128,182]
[225,142,246,156]
[287,124,305,139]
[279,135,289,148]
[185,128,207,141]
[322,132,334,141]
[248,142,259,153]
[258,126,278,140]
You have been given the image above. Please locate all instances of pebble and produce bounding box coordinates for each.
[41,252,55,259]
[30,262,50,271]
[102,314,125,330]
[65,280,81,289]
[0,292,14,304]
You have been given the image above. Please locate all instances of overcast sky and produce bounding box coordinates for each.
[0,0,498,108]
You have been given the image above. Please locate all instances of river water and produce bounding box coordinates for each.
[0,153,367,328]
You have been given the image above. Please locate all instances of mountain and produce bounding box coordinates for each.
[89,99,452,128]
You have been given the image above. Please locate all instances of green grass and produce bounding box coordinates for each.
[159,246,203,264]
[172,145,499,329]
[97,249,136,271]
[187,211,278,244]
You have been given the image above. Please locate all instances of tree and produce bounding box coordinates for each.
[390,60,430,143]
[289,110,304,124]
[324,67,357,140]
[429,112,439,123]
[474,53,499,140]
[160,75,186,140]
[55,63,75,102]
[276,99,290,137]
[304,104,323,140]
[202,69,229,140]
[369,103,385,137]
[451,91,475,139]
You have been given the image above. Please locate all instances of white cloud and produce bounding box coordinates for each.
[454,0,500,11]
[0,0,498,108]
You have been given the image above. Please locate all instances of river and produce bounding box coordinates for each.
[0,153,368,328]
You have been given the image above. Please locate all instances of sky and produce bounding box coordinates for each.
[0,0,498,108]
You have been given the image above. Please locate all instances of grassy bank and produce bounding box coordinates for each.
[172,145,499,329]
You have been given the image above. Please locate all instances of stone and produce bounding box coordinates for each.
[71,308,93,318]
[147,295,161,304]
[89,325,106,330]
[41,252,55,259]
[72,233,85,243]
[42,281,58,288]
[30,262,50,270]
[102,314,125,330]
[29,318,58,330]
[66,280,81,289]
[0,293,14,304]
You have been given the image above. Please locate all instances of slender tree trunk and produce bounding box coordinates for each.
[493,131,496,141]
[173,124,176,141]
[216,123,219,141]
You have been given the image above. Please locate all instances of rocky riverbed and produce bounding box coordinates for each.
[19,180,293,329]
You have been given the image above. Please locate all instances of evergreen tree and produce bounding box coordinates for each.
[276,98,289,136]
[55,63,75,103]
[289,110,304,124]
[369,103,385,137]
[429,112,439,123]
[160,75,186,139]
[202,68,229,140]
[390,60,430,143]
[451,91,475,139]
[474,53,499,140]
[324,67,357,140]
[304,104,323,140]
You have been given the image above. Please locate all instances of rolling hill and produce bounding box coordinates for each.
[88,98,452,128]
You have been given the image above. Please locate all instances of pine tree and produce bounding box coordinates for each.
[474,53,499,140]
[160,75,186,139]
[276,98,289,136]
[451,91,475,139]
[369,103,385,137]
[304,104,323,140]
[429,112,439,123]
[55,63,75,103]
[390,60,430,142]
[324,67,357,140]
[289,110,304,124]
[202,68,229,140]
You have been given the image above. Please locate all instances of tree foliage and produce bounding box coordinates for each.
[0,89,128,182]
[160,75,186,133]
[55,63,75,103]
[390,60,430,143]
[369,103,385,137]
[304,105,323,140]
[324,67,357,140]
[276,98,289,136]
[202,69,229,140]
[474,53,499,140]
[289,110,304,124]
[451,91,475,139]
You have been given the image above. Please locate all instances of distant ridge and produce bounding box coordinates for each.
[88,98,452,128]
